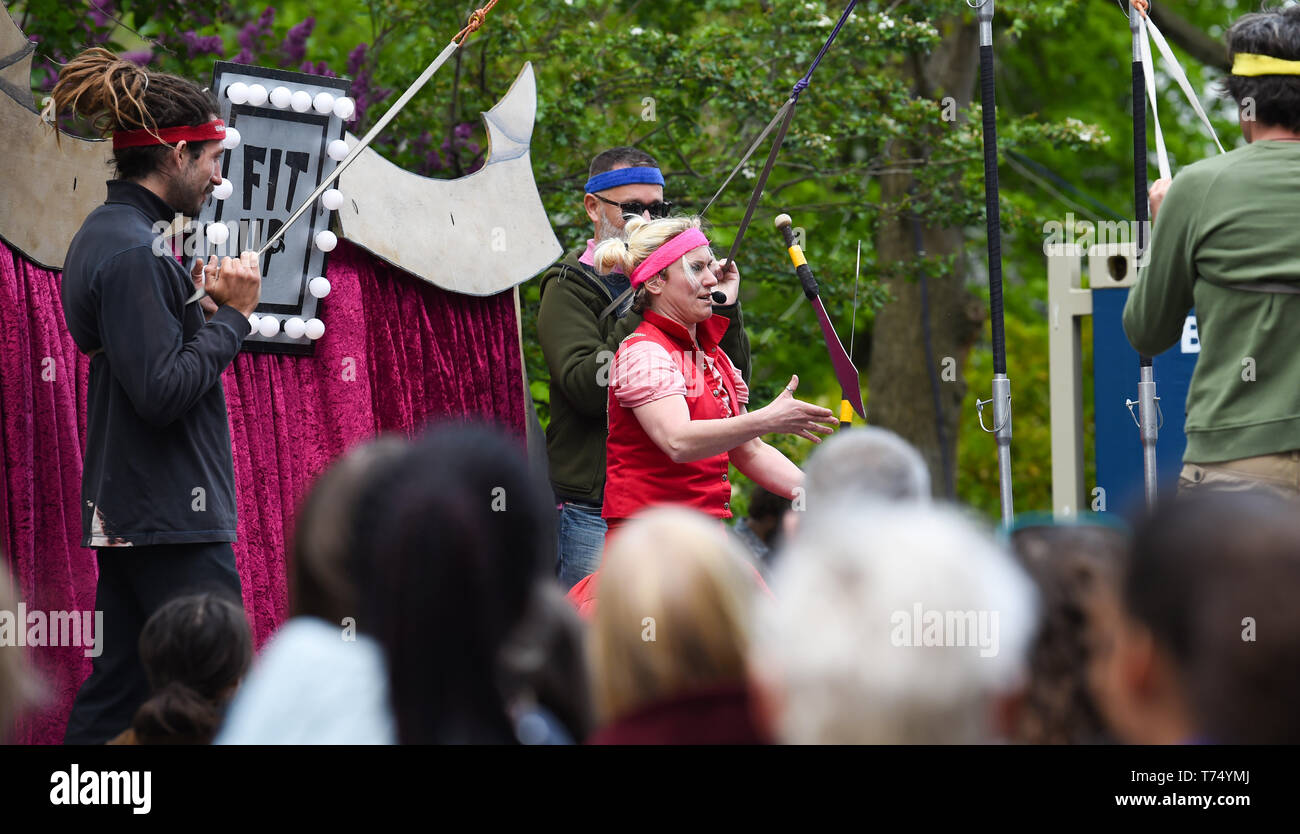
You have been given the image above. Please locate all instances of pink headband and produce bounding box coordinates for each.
[629,228,711,288]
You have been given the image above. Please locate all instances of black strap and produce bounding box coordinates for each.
[598,286,634,321]
[700,99,795,217]
[718,97,799,272]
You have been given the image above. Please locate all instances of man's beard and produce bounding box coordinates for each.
[167,172,210,217]
[594,213,626,243]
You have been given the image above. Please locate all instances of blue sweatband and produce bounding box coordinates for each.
[584,166,665,193]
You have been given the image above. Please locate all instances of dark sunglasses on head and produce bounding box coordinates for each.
[593,193,673,219]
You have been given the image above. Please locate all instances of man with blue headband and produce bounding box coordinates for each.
[537,147,751,589]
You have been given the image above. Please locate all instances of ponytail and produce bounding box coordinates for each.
[131,680,223,745]
[49,47,219,178]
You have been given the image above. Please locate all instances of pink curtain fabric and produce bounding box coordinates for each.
[1,238,524,744]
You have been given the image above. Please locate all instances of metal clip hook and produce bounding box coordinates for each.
[975,393,1011,433]
[1125,395,1164,429]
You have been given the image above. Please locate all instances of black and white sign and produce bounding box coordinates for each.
[198,61,352,355]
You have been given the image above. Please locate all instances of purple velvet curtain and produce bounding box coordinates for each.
[1,238,524,744]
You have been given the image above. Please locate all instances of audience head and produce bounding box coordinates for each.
[290,436,409,625]
[785,427,931,541]
[803,426,931,509]
[589,508,757,725]
[133,592,252,744]
[1008,518,1129,744]
[0,560,43,742]
[498,581,595,743]
[359,422,554,744]
[746,486,790,542]
[1096,489,1300,744]
[753,503,1038,744]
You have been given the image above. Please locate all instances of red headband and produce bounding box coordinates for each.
[629,228,711,288]
[112,119,226,150]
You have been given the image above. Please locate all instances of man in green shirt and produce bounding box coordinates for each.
[1123,6,1300,496]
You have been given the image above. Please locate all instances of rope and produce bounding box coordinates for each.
[455,0,500,45]
[790,0,860,99]
[1126,0,1223,162]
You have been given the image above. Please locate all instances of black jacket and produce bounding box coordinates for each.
[61,180,251,546]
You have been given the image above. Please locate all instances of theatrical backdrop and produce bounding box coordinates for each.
[0,6,559,744]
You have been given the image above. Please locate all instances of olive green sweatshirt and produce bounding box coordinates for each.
[1123,140,1300,464]
[537,247,750,504]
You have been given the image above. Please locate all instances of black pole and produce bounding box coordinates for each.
[973,0,1014,525]
[979,42,1007,377]
[1131,5,1160,508]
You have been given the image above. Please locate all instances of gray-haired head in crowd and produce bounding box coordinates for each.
[752,502,1038,744]
[801,426,931,512]
[781,427,931,545]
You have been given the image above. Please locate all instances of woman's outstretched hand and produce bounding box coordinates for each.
[760,375,837,442]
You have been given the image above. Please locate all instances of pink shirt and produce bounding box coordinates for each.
[613,339,749,413]
[579,238,624,273]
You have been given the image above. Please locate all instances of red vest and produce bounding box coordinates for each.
[604,310,741,522]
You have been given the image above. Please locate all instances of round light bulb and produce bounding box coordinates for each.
[333,96,355,121]
[269,86,292,109]
[205,222,229,245]
[220,127,241,150]
[226,82,249,105]
[321,189,344,211]
[326,139,349,161]
[290,90,313,113]
[304,318,325,340]
[308,276,331,298]
[212,178,234,201]
[257,316,280,338]
[284,317,307,339]
[314,230,337,252]
[245,84,268,107]
[248,313,260,331]
[313,92,335,114]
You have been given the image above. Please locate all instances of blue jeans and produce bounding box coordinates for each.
[556,501,606,591]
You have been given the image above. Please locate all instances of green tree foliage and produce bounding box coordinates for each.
[12,0,1245,517]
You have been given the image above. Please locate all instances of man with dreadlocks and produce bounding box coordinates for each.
[52,48,261,744]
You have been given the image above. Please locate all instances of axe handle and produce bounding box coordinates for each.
[256,39,461,259]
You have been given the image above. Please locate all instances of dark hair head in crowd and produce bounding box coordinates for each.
[497,581,595,743]
[1225,5,1300,133]
[747,485,790,522]
[1009,519,1128,744]
[588,146,659,180]
[49,47,221,180]
[132,593,252,745]
[1122,489,1300,744]
[357,422,555,744]
[290,436,409,626]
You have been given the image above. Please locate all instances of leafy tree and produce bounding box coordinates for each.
[10,0,1245,517]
